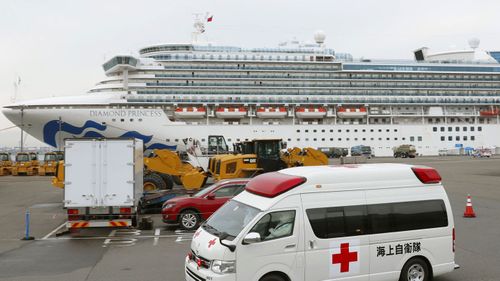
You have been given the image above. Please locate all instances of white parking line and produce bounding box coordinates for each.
[154,228,161,246]
[41,222,66,240]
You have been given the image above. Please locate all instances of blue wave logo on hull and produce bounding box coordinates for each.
[43,120,176,150]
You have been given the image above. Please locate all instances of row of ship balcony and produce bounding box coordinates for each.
[143,81,500,90]
[153,73,500,82]
[167,106,499,119]
[128,93,500,105]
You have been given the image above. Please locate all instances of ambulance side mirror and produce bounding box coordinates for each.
[242,232,261,244]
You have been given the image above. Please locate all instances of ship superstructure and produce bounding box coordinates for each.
[3,29,500,156]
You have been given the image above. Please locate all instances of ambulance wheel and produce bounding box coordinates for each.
[179,210,200,231]
[159,173,174,190]
[143,173,166,191]
[259,273,287,281]
[399,257,430,281]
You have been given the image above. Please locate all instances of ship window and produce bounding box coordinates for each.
[330,138,334,141]
[410,136,415,142]
[386,138,390,141]
[470,127,475,131]
[305,130,309,133]
[448,136,452,141]
[305,138,309,141]
[338,138,342,141]
[346,138,350,141]
[456,136,460,141]
[166,139,170,142]
[386,129,390,132]
[433,127,437,132]
[354,129,358,133]
[455,127,460,132]
[478,126,482,131]
[296,130,300,133]
[346,129,350,133]
[313,138,317,141]
[322,130,325,133]
[362,138,366,141]
[418,136,423,141]
[448,127,452,132]
[330,130,333,133]
[228,138,232,142]
[120,119,124,122]
[441,136,445,141]
[378,129,382,132]
[175,139,179,142]
[370,129,374,132]
[297,138,300,141]
[370,138,374,141]
[102,122,106,125]
[112,119,116,122]
[288,138,291,142]
[463,136,468,141]
[471,136,475,141]
[440,127,445,132]
[394,129,398,132]
[355,138,358,141]
[202,138,206,142]
[313,130,317,133]
[463,127,467,132]
[139,119,143,122]
[362,129,366,132]
[321,138,325,141]
[378,138,382,141]
[338,130,341,133]
[130,119,133,122]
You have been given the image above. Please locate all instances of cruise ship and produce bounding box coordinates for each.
[2,22,500,156]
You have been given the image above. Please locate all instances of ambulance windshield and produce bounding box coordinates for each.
[203,200,260,241]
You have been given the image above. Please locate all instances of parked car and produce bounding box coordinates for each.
[161,178,250,230]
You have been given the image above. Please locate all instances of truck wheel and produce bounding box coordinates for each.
[159,173,174,190]
[179,210,200,231]
[399,257,430,281]
[143,173,166,191]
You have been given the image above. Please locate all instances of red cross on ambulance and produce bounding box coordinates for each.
[329,239,361,276]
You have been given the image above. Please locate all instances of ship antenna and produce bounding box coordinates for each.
[192,13,205,43]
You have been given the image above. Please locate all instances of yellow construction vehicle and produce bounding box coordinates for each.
[208,139,328,181]
[12,152,40,176]
[0,152,13,176]
[143,150,208,191]
[39,152,64,176]
[52,160,65,188]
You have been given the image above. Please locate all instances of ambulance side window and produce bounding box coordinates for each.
[306,206,367,239]
[249,210,296,242]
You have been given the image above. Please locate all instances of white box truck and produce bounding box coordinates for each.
[63,138,143,229]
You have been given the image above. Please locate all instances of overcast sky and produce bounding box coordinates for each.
[1,0,500,147]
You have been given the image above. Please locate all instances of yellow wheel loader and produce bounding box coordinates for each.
[12,152,39,176]
[0,153,12,176]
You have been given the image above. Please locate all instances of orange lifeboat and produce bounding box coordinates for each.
[337,107,367,118]
[479,108,499,117]
[215,107,247,119]
[295,107,327,119]
[256,107,287,118]
[174,107,206,118]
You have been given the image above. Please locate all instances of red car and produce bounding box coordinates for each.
[161,179,250,230]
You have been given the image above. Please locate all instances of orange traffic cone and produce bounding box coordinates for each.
[463,194,476,218]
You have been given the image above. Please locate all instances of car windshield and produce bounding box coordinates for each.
[193,183,219,197]
[203,200,260,241]
[16,154,29,162]
[45,154,57,161]
[0,154,8,161]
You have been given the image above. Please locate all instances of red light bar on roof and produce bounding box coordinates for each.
[411,167,442,184]
[245,172,306,198]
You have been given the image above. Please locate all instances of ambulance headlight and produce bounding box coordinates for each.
[211,260,236,274]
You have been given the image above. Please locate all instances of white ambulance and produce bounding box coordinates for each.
[186,164,457,281]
